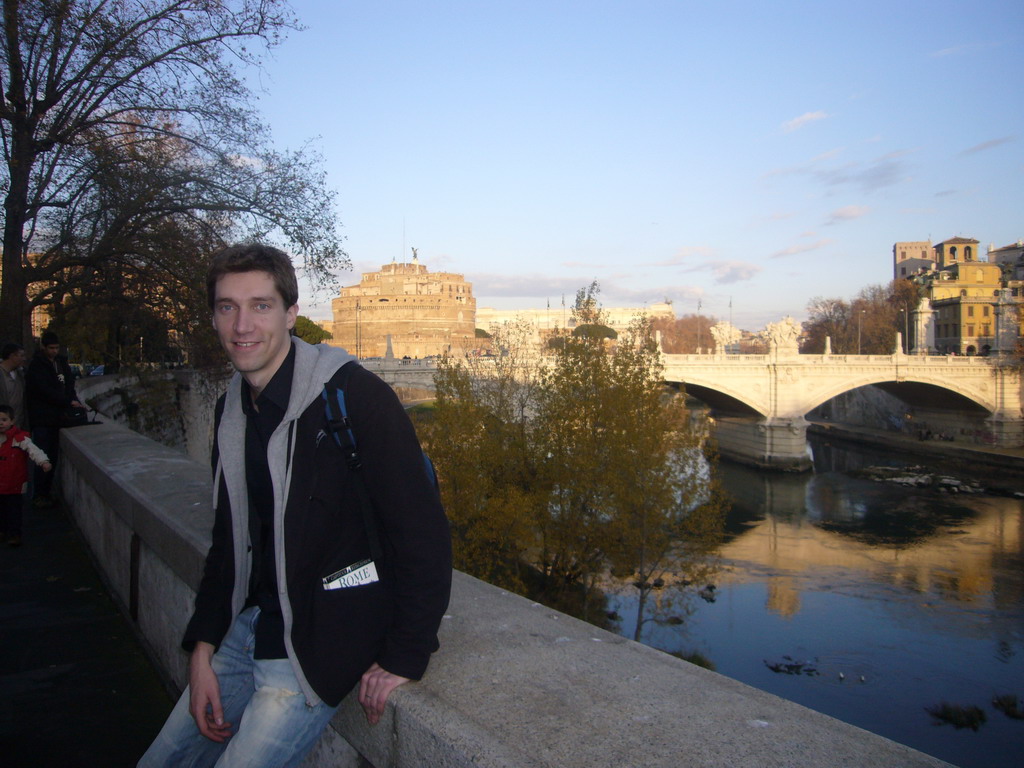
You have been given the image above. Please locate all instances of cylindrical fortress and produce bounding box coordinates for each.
[327,257,476,359]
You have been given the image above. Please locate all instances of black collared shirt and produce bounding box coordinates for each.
[240,344,295,659]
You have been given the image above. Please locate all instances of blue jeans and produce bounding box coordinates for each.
[138,608,338,768]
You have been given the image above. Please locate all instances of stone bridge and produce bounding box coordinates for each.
[359,350,1024,471]
[664,350,1024,470]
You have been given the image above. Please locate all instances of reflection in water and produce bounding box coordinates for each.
[608,437,1024,768]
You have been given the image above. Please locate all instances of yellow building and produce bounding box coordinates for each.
[898,236,1022,355]
[327,254,476,359]
[919,260,1007,355]
[933,236,980,269]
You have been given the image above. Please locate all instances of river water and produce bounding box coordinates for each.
[607,434,1024,768]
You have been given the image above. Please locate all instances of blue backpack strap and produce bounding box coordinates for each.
[322,361,383,562]
[322,371,359,469]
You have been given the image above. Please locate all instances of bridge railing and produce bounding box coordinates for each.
[663,352,1007,365]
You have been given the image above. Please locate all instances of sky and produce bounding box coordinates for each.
[247,0,1023,330]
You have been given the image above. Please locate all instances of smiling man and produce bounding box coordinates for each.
[140,244,451,768]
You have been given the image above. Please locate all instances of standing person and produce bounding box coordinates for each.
[25,331,82,507]
[0,343,29,431]
[139,244,451,768]
[0,404,51,546]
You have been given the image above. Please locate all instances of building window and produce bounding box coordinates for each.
[983,305,990,317]
[968,306,974,317]
[965,246,973,259]
[967,324,974,337]
[950,246,958,260]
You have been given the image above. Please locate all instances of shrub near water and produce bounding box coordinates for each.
[925,702,986,730]
[992,694,1024,720]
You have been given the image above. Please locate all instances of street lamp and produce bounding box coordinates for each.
[857,310,865,354]
[696,298,702,354]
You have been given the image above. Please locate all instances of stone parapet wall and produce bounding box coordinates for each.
[57,421,949,768]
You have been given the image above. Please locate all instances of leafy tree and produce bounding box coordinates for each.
[294,316,332,345]
[537,284,723,630]
[417,318,545,591]
[533,283,620,617]
[572,323,617,340]
[0,0,344,346]
[422,283,723,636]
[602,319,724,640]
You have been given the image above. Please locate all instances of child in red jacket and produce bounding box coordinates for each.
[0,404,51,546]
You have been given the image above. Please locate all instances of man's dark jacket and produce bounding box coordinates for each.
[26,350,78,428]
[182,338,452,707]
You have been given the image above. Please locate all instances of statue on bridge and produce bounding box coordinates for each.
[762,316,802,353]
[710,322,742,354]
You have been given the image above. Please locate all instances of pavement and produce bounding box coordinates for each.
[0,498,173,768]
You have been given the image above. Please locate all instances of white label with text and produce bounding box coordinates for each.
[322,559,379,590]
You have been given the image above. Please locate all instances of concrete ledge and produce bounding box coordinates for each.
[58,421,951,768]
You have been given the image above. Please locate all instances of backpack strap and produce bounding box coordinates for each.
[322,362,383,563]
[322,362,359,468]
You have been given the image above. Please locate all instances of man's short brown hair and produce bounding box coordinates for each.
[206,243,299,310]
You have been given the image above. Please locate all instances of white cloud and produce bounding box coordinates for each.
[782,111,829,133]
[960,136,1015,156]
[769,239,834,259]
[825,206,869,226]
[648,246,716,267]
[681,259,762,284]
[930,42,999,58]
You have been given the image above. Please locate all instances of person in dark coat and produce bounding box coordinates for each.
[139,244,451,768]
[26,330,81,506]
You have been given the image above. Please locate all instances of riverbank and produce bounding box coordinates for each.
[808,420,1024,477]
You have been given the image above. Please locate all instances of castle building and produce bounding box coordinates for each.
[326,253,476,359]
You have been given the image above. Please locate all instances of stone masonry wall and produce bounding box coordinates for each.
[56,421,948,768]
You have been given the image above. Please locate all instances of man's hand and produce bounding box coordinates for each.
[40,462,52,473]
[358,663,409,725]
[188,641,232,742]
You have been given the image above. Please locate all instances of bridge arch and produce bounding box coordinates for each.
[797,373,997,418]
[670,379,767,418]
[660,353,1023,470]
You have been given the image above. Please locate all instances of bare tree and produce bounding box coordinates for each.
[801,297,851,353]
[1,0,344,345]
